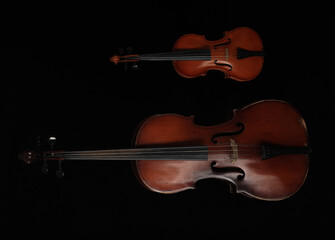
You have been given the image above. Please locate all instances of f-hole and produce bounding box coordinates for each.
[211,163,245,180]
[214,60,232,71]
[214,38,231,49]
[211,122,245,144]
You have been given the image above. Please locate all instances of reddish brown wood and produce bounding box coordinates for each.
[19,100,309,201]
[110,27,264,81]
[133,100,309,200]
[172,27,264,81]
[110,54,140,65]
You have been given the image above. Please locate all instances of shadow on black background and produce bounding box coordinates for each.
[1,1,333,238]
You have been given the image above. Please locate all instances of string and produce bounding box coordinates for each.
[57,144,260,152]
[58,149,261,155]
[51,145,262,154]
[138,57,236,60]
[41,145,263,161]
[51,147,261,156]
[123,48,263,61]
[136,49,232,61]
[124,56,239,61]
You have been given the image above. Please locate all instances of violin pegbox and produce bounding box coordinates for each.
[110,55,121,65]
[110,47,139,70]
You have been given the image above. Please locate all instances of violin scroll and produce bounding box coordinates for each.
[110,46,140,67]
[110,55,121,65]
[110,55,140,64]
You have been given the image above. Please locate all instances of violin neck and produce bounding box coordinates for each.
[138,49,211,61]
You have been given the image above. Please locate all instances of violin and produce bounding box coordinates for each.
[110,27,265,81]
[20,100,309,201]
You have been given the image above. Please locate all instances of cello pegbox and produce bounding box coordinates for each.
[19,136,42,164]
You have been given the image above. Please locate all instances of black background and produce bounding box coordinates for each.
[1,1,333,238]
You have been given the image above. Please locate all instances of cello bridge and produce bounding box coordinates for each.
[230,139,238,163]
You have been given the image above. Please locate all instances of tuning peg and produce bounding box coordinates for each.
[41,160,48,174]
[33,136,48,174]
[56,160,64,178]
[56,170,65,178]
[48,135,57,150]
[46,135,64,178]
[131,63,139,70]
[36,136,42,149]
[42,135,57,175]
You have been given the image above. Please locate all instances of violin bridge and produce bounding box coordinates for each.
[230,139,238,163]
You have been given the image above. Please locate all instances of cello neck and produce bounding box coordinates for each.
[61,146,209,161]
[20,146,209,163]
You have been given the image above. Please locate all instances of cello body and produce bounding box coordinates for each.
[133,100,309,201]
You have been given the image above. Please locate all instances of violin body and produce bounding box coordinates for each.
[133,100,309,200]
[111,27,265,81]
[172,27,264,81]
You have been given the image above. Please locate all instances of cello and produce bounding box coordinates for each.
[20,100,309,201]
[110,27,265,81]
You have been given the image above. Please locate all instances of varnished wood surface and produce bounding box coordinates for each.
[3,1,331,237]
[172,27,264,80]
[134,100,308,200]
